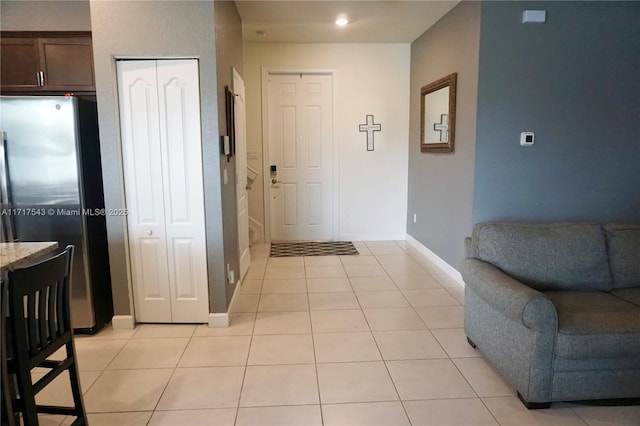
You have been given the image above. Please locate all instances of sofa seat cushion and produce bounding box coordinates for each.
[471,222,612,291]
[611,288,640,307]
[544,291,640,359]
[604,224,640,289]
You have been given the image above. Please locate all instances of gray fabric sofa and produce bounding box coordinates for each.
[461,221,640,408]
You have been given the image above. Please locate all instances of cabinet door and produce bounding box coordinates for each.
[38,37,95,91]
[0,37,41,90]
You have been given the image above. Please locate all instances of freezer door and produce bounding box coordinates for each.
[0,96,80,206]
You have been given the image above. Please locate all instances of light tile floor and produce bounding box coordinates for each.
[37,241,639,425]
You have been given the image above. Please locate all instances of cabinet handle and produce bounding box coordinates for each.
[37,72,42,86]
[39,71,45,86]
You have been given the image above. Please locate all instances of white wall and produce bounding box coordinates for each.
[1,1,91,31]
[243,43,410,241]
[90,0,222,315]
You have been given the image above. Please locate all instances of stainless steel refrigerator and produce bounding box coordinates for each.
[0,95,113,333]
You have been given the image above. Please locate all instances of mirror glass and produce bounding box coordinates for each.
[420,73,457,153]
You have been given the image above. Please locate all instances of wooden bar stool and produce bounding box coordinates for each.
[2,278,16,426]
[5,246,87,425]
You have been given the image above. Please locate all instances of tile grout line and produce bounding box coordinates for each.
[234,250,267,425]
[353,241,413,425]
[305,263,326,426]
[378,242,481,424]
[80,331,133,414]
[146,325,198,422]
[398,242,505,426]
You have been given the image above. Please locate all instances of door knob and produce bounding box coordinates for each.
[271,178,281,185]
[147,229,153,236]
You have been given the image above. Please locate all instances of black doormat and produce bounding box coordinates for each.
[270,241,359,257]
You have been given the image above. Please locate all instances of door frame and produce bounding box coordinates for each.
[260,67,339,242]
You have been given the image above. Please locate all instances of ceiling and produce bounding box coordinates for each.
[236,1,460,43]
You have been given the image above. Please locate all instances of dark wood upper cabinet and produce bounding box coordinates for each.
[1,32,95,92]
[1,37,41,90]
[38,37,95,91]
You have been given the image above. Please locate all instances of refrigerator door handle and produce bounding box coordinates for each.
[1,131,9,204]
[0,131,16,242]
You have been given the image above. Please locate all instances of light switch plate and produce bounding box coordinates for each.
[222,135,230,155]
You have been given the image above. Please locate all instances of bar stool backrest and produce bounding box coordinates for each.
[6,245,87,425]
[8,246,74,367]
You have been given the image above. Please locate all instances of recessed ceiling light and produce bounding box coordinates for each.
[335,16,349,26]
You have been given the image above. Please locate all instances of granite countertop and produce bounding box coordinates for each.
[0,242,59,271]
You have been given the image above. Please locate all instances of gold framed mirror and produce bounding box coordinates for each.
[420,73,457,153]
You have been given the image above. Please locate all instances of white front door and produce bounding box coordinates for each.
[118,59,209,323]
[233,68,251,280]
[267,73,333,241]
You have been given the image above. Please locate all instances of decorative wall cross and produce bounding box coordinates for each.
[359,114,381,151]
[434,114,449,142]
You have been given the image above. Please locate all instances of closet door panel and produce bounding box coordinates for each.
[172,238,197,298]
[117,60,172,323]
[156,59,209,323]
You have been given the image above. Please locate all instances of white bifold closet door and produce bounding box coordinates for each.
[117,59,208,323]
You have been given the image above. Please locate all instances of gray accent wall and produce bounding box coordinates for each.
[0,1,91,31]
[474,1,640,224]
[407,2,481,269]
[214,0,243,310]
[89,1,227,315]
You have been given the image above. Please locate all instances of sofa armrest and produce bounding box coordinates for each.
[461,258,557,331]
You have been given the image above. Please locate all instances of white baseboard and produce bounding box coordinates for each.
[339,233,408,242]
[208,313,230,328]
[405,234,464,286]
[111,315,135,330]
[208,277,242,328]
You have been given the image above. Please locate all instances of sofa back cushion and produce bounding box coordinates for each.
[604,224,640,289]
[470,222,612,291]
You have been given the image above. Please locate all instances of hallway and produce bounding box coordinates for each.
[38,241,639,425]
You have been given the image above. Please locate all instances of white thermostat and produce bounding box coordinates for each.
[522,10,546,23]
[520,132,535,146]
